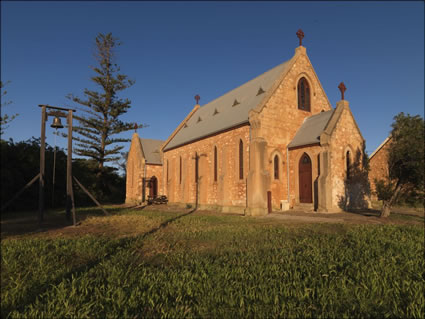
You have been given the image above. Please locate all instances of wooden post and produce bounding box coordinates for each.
[52,136,57,207]
[70,172,76,225]
[66,110,73,221]
[73,176,109,216]
[39,105,46,224]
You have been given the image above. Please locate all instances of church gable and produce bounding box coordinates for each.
[248,46,333,149]
[322,100,364,145]
[127,133,144,168]
[251,47,332,121]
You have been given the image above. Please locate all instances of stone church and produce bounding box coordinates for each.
[126,30,366,215]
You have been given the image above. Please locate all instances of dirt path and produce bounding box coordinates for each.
[264,213,346,223]
[262,209,423,225]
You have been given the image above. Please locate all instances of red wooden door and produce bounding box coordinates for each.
[299,153,312,203]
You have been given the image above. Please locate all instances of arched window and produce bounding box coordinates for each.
[214,146,218,182]
[195,152,199,183]
[346,151,351,180]
[297,77,311,111]
[274,155,279,180]
[166,159,169,182]
[239,139,244,180]
[179,156,182,184]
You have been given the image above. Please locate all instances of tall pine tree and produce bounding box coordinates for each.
[67,33,141,191]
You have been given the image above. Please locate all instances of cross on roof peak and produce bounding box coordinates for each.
[195,94,200,104]
[338,82,347,100]
[296,29,304,46]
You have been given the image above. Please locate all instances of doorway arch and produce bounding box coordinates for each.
[149,176,158,199]
[299,153,312,203]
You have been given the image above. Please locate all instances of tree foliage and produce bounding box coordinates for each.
[0,81,18,135]
[0,138,125,213]
[67,33,142,181]
[375,112,424,217]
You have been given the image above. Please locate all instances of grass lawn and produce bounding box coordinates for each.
[1,206,424,318]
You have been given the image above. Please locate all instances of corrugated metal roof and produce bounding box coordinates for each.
[288,110,334,148]
[164,60,292,151]
[140,138,164,164]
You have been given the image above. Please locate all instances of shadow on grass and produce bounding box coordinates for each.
[345,207,424,223]
[2,208,197,317]
[140,208,197,237]
[0,205,142,239]
[345,208,381,218]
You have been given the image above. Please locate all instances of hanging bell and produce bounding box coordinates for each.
[50,116,64,129]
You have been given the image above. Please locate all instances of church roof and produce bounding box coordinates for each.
[164,59,292,151]
[139,138,164,164]
[288,110,334,148]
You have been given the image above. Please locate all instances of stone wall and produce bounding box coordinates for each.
[163,125,250,211]
[328,102,366,210]
[368,139,391,199]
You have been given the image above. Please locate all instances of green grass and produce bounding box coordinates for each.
[1,209,424,318]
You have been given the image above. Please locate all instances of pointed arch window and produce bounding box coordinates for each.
[274,155,279,180]
[239,139,244,180]
[297,77,311,111]
[166,159,169,182]
[346,151,351,180]
[214,146,218,182]
[179,156,182,184]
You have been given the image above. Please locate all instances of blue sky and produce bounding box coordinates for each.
[1,1,424,158]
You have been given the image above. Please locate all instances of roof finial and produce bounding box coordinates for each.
[296,29,304,46]
[134,123,138,132]
[195,94,200,105]
[338,82,347,100]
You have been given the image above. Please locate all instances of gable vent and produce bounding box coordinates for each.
[213,108,219,115]
[256,87,265,96]
[197,116,202,123]
[232,99,240,107]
